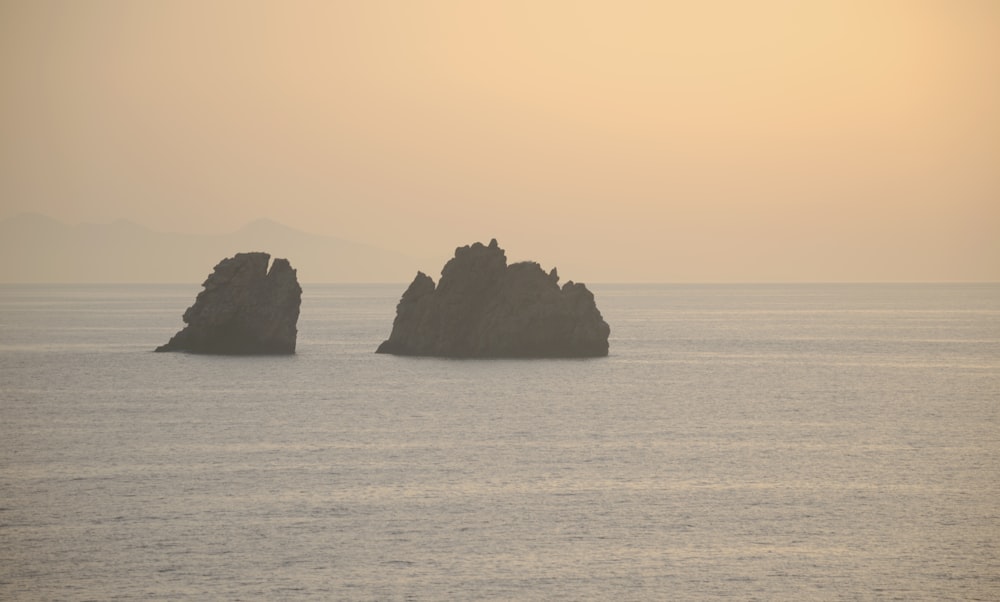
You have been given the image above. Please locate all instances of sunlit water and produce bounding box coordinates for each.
[1,283,998,600]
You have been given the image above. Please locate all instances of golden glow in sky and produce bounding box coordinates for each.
[1,0,997,281]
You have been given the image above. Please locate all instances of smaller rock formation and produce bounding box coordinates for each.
[377,239,610,357]
[156,252,301,354]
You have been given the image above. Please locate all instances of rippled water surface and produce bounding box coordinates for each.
[1,283,998,600]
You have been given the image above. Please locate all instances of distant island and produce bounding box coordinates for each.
[156,252,301,354]
[0,213,416,283]
[376,239,610,358]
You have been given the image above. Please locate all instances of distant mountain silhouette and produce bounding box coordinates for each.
[0,213,418,283]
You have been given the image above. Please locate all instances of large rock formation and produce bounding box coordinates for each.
[376,239,610,357]
[156,252,301,354]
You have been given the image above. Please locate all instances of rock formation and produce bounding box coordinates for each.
[376,239,610,357]
[156,252,301,354]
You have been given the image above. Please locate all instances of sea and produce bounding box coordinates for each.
[1,283,998,601]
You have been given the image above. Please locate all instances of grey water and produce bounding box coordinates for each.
[1,283,998,600]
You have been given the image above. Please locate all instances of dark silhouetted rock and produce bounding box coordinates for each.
[376,239,610,357]
[156,252,301,354]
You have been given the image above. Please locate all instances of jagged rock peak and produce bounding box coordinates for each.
[155,252,302,354]
[376,240,610,358]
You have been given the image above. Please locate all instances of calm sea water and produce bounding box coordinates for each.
[1,283,998,600]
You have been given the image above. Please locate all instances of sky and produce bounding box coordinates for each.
[1,0,998,282]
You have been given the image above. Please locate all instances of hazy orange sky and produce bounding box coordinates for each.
[1,0,997,282]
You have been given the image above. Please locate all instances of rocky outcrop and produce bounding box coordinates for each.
[376,239,610,357]
[156,252,301,354]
